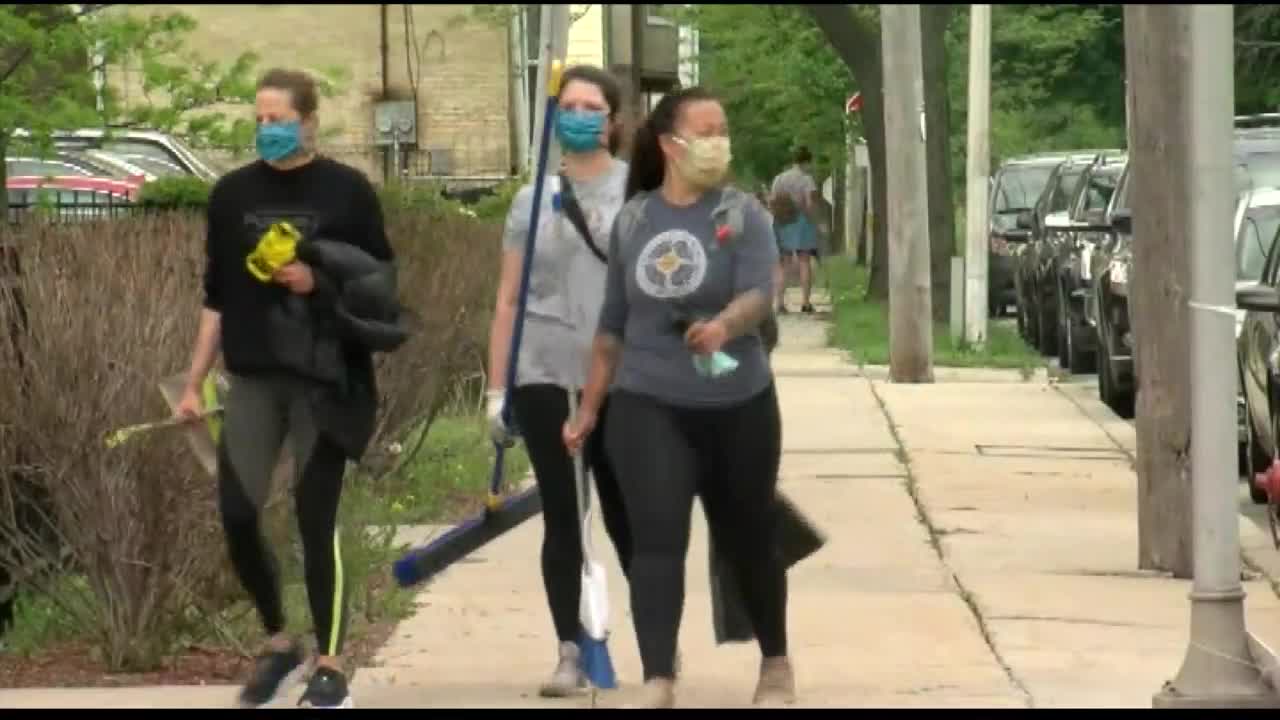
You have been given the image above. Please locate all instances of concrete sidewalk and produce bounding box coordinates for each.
[7,297,1280,708]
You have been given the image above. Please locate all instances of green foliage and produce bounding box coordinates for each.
[690,4,854,185]
[826,257,1042,371]
[137,176,213,210]
[1236,5,1280,113]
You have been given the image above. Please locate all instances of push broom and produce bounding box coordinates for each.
[568,387,617,691]
[393,60,566,589]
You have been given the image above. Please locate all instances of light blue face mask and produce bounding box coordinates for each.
[555,109,607,154]
[692,351,740,378]
[256,120,302,162]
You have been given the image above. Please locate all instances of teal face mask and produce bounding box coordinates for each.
[256,120,302,162]
[692,351,740,378]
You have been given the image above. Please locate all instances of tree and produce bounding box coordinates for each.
[0,5,337,220]
[804,5,955,320]
[682,4,851,187]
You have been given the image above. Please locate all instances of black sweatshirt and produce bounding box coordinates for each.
[202,156,393,376]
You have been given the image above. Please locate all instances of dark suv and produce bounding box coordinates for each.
[1052,154,1126,374]
[988,155,1061,317]
[1014,151,1118,353]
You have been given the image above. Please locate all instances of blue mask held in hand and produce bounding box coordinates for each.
[256,120,302,162]
[555,109,607,153]
[693,351,740,378]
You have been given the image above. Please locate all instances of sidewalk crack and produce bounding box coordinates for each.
[868,378,1036,708]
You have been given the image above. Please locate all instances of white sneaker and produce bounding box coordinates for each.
[538,641,586,698]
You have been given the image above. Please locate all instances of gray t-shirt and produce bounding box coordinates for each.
[502,159,629,388]
[771,165,817,210]
[597,188,779,409]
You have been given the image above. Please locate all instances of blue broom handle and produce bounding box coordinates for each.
[489,60,565,505]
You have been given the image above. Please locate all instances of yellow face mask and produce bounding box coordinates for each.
[245,221,301,282]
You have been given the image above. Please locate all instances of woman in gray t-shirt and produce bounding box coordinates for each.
[484,65,632,698]
[563,87,794,709]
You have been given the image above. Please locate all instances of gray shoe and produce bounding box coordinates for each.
[752,656,797,706]
[538,641,586,698]
[623,678,676,709]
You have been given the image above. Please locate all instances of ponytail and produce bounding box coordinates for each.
[624,86,719,201]
[626,122,665,200]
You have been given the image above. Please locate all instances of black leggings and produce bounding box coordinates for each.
[217,374,350,657]
[606,385,787,680]
[511,384,632,644]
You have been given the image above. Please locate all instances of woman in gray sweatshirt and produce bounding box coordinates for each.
[563,87,793,709]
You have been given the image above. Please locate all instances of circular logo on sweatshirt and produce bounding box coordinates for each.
[635,229,707,299]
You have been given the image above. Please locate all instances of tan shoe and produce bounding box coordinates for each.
[752,656,797,706]
[538,641,586,698]
[623,678,676,709]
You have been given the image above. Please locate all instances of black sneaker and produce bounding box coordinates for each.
[298,666,354,709]
[239,644,305,708]
[801,303,815,314]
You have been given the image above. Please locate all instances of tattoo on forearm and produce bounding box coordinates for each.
[716,289,769,339]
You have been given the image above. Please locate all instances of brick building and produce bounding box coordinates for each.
[107,4,696,186]
[109,4,512,183]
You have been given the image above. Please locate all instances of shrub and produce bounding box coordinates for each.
[136,177,214,211]
[0,200,506,670]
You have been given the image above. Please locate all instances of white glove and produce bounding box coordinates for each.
[487,389,515,447]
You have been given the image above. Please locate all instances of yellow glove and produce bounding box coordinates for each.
[246,221,301,282]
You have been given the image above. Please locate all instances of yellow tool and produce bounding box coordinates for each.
[104,407,223,449]
[246,221,301,282]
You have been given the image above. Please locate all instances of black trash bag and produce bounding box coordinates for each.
[710,490,825,644]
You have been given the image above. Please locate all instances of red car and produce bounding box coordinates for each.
[7,175,139,223]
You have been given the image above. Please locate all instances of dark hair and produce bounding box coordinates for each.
[257,68,319,117]
[794,146,812,165]
[625,86,719,200]
[557,65,624,155]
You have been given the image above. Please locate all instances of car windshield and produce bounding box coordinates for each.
[1239,204,1280,282]
[994,164,1055,213]
[1047,167,1084,214]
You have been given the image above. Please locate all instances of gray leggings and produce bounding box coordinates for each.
[217,373,350,656]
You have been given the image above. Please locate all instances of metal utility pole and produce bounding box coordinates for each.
[1150,3,1280,707]
[963,4,991,347]
[530,4,571,173]
[630,4,646,122]
[880,4,933,383]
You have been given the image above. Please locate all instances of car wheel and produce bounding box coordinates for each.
[1098,328,1135,418]
[1057,304,1071,370]
[1037,294,1058,356]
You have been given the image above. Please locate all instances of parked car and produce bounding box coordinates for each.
[988,154,1062,317]
[10,128,222,182]
[7,175,137,223]
[7,150,150,189]
[1089,163,1136,417]
[1051,153,1126,374]
[1236,188,1280,496]
[1014,150,1118,354]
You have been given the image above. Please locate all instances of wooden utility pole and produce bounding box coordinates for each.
[963,4,992,346]
[880,4,933,383]
[1125,5,1193,579]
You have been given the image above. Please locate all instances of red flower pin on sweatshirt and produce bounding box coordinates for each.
[715,223,733,247]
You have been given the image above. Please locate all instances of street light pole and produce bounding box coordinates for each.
[1153,4,1280,707]
[963,4,991,347]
